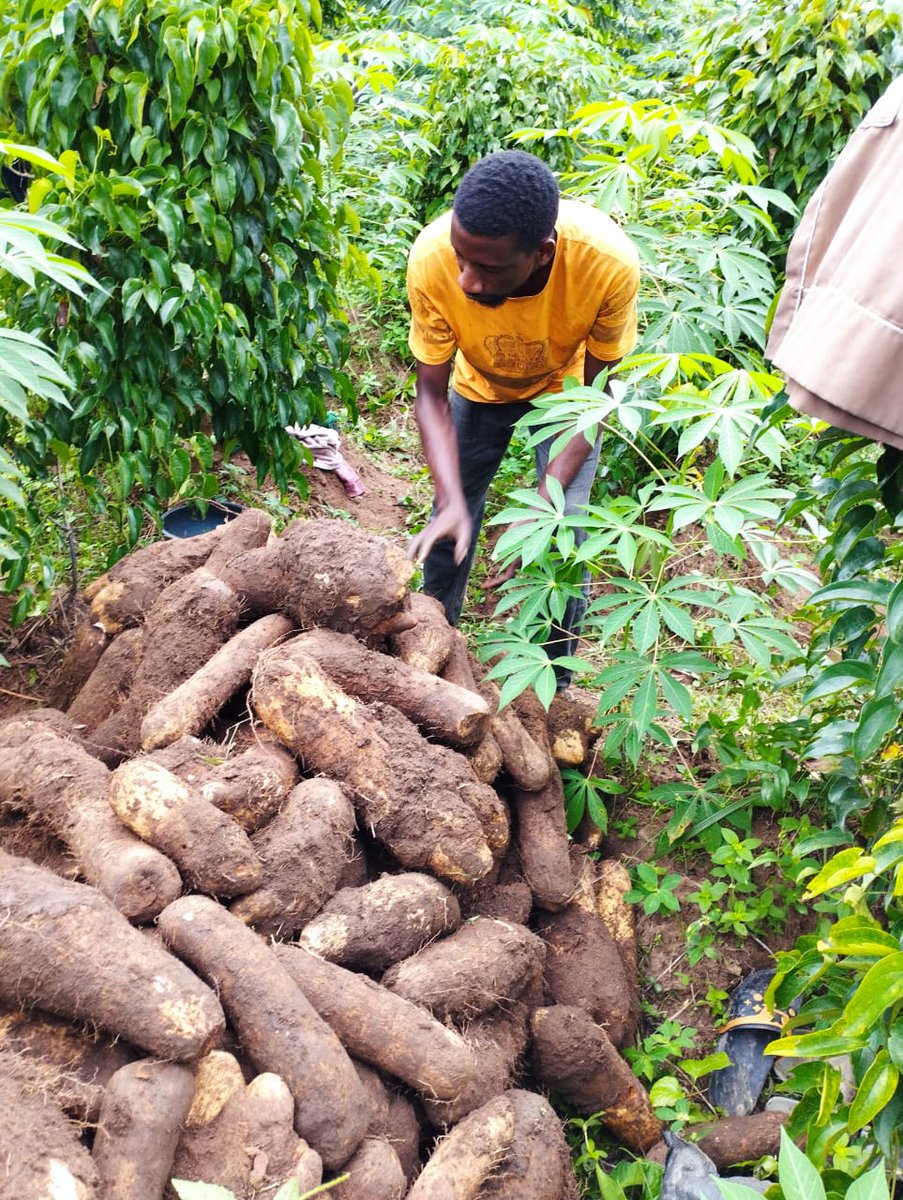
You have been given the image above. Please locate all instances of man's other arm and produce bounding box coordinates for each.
[408,359,472,565]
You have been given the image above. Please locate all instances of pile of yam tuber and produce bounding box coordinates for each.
[0,508,668,1200]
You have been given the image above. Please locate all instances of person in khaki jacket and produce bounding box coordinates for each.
[766,74,903,487]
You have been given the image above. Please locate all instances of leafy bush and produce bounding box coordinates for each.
[0,0,355,594]
[692,0,901,209]
[0,139,100,613]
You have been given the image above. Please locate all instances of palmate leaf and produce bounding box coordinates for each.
[651,368,784,476]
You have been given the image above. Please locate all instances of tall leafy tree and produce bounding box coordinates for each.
[0,0,355,576]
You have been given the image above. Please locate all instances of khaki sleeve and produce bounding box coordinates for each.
[586,258,640,362]
[407,252,457,365]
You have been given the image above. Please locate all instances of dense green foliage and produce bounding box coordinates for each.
[692,0,899,208]
[0,0,354,601]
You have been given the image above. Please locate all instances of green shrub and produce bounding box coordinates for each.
[0,0,355,590]
[692,0,900,209]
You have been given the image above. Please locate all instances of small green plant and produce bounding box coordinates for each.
[624,863,683,916]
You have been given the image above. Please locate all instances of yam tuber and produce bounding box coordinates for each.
[0,724,181,921]
[406,1092,516,1200]
[109,758,261,898]
[274,943,478,1103]
[480,1088,578,1200]
[299,872,462,972]
[157,894,368,1170]
[291,627,491,748]
[0,1006,137,1123]
[92,1059,195,1200]
[421,1000,530,1130]
[535,903,634,1048]
[0,1050,98,1200]
[440,629,503,785]
[389,591,455,674]
[218,517,415,639]
[48,619,109,710]
[479,679,551,791]
[230,777,357,937]
[251,642,493,884]
[171,1064,324,1198]
[66,627,145,732]
[530,1006,663,1153]
[89,568,243,764]
[149,735,298,832]
[328,1137,407,1200]
[0,852,225,1061]
[140,613,294,750]
[381,916,546,1023]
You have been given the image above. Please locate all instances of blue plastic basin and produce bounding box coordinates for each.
[162,500,245,540]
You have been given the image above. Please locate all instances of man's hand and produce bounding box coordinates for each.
[408,499,472,566]
[481,557,520,591]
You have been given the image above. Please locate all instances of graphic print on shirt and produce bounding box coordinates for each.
[480,333,550,390]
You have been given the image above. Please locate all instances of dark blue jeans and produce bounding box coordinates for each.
[422,388,602,687]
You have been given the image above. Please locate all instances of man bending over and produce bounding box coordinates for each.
[407,149,640,689]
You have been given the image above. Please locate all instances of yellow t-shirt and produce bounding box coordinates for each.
[407,198,639,404]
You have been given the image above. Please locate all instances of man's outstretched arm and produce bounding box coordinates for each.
[408,359,472,566]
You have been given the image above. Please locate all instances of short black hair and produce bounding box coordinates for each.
[453,150,559,251]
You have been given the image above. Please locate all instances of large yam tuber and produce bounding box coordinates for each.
[158,895,368,1170]
[299,872,461,971]
[140,613,294,750]
[480,1089,578,1200]
[530,1006,663,1153]
[507,768,574,911]
[0,724,181,921]
[0,852,225,1061]
[535,903,634,1047]
[329,1137,407,1200]
[110,758,261,898]
[381,916,546,1023]
[292,628,491,747]
[274,943,478,1103]
[89,569,243,764]
[171,1063,323,1198]
[92,1059,195,1200]
[67,627,145,732]
[86,508,271,635]
[373,699,509,854]
[0,1006,137,1123]
[252,643,493,884]
[86,525,229,633]
[218,517,415,638]
[594,857,640,1032]
[149,735,298,832]
[230,777,357,937]
[0,1050,98,1200]
[406,1092,516,1200]
[389,592,454,674]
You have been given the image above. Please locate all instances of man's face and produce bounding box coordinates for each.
[450,214,554,308]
